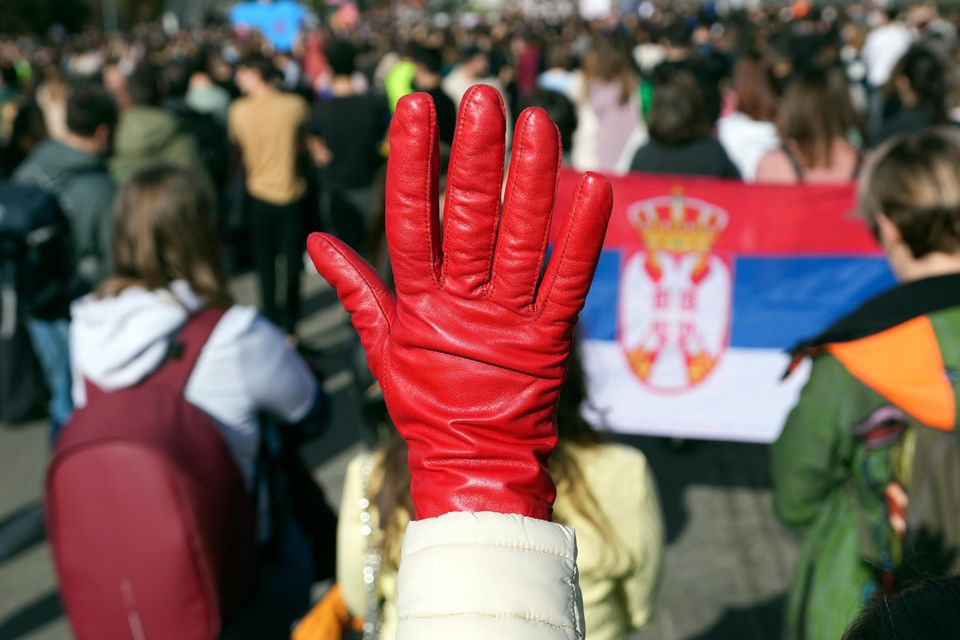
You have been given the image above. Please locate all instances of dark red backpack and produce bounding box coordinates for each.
[46,307,257,640]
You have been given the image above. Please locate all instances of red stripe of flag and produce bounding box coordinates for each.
[551,170,882,256]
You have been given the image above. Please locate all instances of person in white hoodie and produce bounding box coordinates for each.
[69,164,322,636]
[717,51,782,182]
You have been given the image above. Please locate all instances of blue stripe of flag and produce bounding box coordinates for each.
[577,251,895,349]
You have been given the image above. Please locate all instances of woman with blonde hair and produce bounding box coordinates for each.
[334,345,665,640]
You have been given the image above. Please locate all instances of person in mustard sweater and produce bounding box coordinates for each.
[773,127,960,640]
[334,347,665,640]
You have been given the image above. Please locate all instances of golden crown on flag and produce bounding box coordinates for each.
[631,188,727,255]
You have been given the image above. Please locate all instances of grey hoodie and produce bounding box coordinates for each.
[14,139,115,289]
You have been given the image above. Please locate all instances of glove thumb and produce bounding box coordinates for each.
[307,233,395,379]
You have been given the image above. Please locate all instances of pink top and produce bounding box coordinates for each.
[590,80,641,172]
[755,139,863,185]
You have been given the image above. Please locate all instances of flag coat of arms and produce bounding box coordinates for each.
[552,170,895,442]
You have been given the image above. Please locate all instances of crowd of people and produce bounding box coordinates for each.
[5,0,960,638]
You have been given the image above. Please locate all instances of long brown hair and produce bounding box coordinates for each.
[549,341,623,570]
[733,51,781,123]
[582,42,636,106]
[98,165,233,308]
[374,430,413,570]
[777,67,852,170]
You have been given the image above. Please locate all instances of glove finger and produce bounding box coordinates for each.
[491,107,560,310]
[536,172,613,321]
[386,92,442,297]
[307,232,396,380]
[441,85,506,295]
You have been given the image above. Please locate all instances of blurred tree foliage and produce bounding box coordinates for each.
[0,0,170,34]
[107,0,169,29]
[0,0,90,34]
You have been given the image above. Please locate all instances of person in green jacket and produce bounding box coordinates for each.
[109,66,212,194]
[773,127,960,640]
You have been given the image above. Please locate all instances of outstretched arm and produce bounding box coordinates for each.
[308,84,612,639]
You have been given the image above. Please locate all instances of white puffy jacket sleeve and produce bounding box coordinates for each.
[395,511,585,640]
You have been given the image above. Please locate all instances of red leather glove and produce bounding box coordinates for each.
[308,85,612,520]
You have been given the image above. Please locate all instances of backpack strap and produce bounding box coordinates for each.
[146,307,227,395]
[781,144,805,184]
[851,147,866,181]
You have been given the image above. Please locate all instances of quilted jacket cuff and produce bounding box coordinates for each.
[396,511,584,640]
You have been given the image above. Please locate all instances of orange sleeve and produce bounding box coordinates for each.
[828,316,955,430]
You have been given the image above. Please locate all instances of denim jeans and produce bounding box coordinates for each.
[25,317,73,442]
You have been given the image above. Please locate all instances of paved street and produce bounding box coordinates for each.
[0,270,799,640]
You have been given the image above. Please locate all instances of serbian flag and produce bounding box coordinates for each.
[554,170,895,442]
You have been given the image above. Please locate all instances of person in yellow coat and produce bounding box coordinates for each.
[335,348,665,640]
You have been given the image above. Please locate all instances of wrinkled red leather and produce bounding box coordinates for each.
[308,85,612,520]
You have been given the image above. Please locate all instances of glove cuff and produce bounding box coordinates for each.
[409,459,556,520]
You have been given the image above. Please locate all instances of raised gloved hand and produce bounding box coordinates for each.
[308,85,612,520]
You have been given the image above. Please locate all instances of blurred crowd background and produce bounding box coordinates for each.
[2,1,960,639]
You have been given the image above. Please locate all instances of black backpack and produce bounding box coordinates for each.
[167,102,230,194]
[853,411,960,591]
[0,182,74,423]
[898,424,960,584]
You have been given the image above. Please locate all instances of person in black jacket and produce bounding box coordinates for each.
[308,39,388,257]
[411,45,456,148]
[630,65,740,179]
[873,43,957,147]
